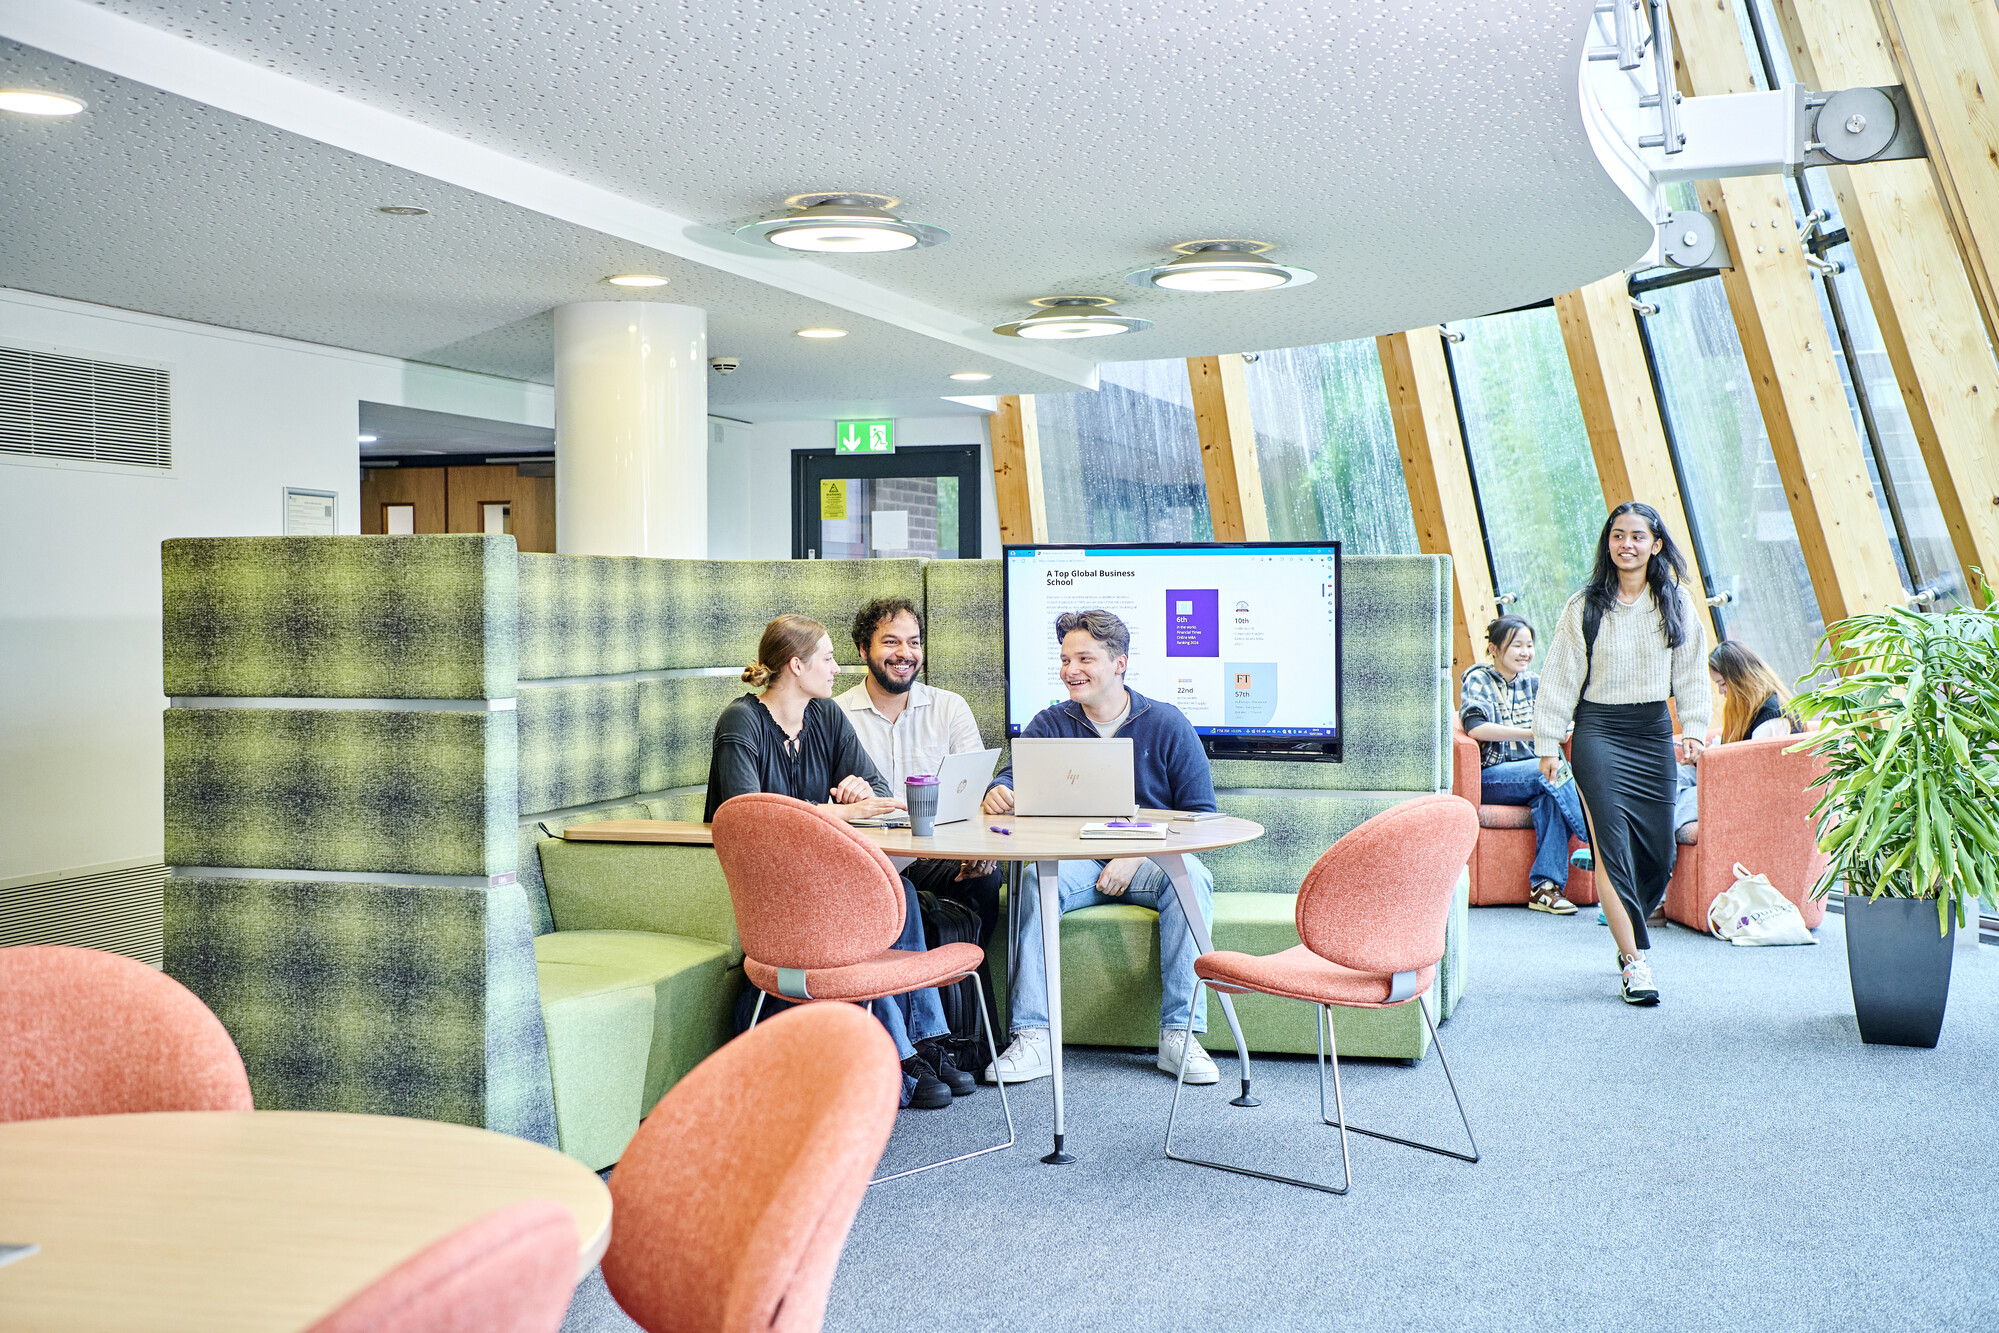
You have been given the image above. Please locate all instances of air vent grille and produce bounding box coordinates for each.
[0,862,167,966]
[0,345,173,469]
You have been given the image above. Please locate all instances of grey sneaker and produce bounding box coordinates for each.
[1158,1028,1219,1084]
[1620,955,1660,1006]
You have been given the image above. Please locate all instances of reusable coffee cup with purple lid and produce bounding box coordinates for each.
[905,774,940,837]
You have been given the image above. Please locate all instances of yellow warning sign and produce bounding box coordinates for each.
[820,478,848,520]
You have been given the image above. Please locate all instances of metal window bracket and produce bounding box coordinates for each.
[1803,85,1926,167]
[1657,210,1730,271]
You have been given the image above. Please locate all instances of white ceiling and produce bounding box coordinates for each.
[1,0,1652,404]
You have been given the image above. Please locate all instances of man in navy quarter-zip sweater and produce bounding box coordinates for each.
[979,609,1221,1087]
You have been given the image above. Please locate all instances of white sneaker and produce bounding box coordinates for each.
[1158,1028,1219,1084]
[982,1028,1052,1084]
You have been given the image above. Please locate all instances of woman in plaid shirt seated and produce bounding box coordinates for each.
[1461,615,1592,914]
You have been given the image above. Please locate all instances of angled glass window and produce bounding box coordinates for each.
[1444,308,1605,652]
[1034,358,1212,544]
[1238,340,1417,554]
[1643,277,1825,684]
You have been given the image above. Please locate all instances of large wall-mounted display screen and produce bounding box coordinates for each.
[1002,541,1343,762]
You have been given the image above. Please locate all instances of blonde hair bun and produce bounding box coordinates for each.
[742,661,773,687]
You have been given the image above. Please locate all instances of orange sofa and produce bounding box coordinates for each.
[1662,731,1830,933]
[1451,721,1598,907]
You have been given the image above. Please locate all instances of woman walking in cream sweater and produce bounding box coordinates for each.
[1533,503,1710,1005]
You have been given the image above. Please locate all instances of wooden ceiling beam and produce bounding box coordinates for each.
[989,395,1047,545]
[1670,1,1908,625]
[1555,273,1720,645]
[1378,326,1495,698]
[1187,354,1270,543]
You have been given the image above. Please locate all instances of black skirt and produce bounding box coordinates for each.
[1569,699,1678,951]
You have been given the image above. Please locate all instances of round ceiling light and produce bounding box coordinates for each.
[606,274,669,287]
[378,205,429,216]
[0,90,86,116]
[795,327,849,339]
[993,297,1152,341]
[1126,240,1315,293]
[949,372,993,381]
[737,193,948,253]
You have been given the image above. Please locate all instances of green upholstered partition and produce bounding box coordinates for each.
[160,536,558,1148]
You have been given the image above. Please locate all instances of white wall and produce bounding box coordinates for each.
[710,414,999,560]
[0,289,554,883]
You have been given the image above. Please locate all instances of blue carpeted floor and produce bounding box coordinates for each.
[568,907,1999,1332]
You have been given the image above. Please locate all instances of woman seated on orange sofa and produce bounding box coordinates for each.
[1673,640,1803,843]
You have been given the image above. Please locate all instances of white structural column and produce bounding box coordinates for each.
[553,302,708,557]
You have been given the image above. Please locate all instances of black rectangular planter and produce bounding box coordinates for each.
[1844,894,1955,1048]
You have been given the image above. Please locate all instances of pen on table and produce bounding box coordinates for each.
[988,826,1013,836]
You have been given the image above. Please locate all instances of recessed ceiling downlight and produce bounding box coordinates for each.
[1126,240,1316,293]
[795,328,849,339]
[949,372,993,381]
[378,205,429,216]
[993,297,1152,340]
[737,193,948,253]
[606,274,669,287]
[0,90,86,116]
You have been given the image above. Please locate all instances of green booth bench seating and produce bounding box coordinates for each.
[160,537,1463,1170]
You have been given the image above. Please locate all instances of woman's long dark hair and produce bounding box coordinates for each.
[1584,501,1692,648]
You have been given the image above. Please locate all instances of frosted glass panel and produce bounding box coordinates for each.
[1646,278,1825,684]
[1240,341,1417,554]
[1034,358,1212,543]
[1446,309,1605,652]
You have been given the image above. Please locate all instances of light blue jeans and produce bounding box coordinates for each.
[1009,855,1212,1035]
[1479,758,1591,887]
[872,878,949,1060]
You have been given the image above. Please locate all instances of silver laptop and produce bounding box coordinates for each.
[1012,737,1138,818]
[856,748,1001,826]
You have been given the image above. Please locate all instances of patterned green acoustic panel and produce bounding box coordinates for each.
[165,709,516,877]
[164,536,517,699]
[922,559,1008,750]
[1209,555,1453,794]
[516,682,640,813]
[516,556,644,681]
[638,674,750,795]
[164,875,556,1145]
[653,559,928,672]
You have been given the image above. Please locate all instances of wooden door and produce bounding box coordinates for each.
[445,464,556,552]
[360,467,447,534]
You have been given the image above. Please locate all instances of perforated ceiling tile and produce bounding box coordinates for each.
[9,1,1651,396]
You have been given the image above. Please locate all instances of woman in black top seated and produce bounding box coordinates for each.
[1673,641,1804,842]
[705,614,972,1108]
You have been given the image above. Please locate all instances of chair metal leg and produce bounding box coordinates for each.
[869,980,1017,1186]
[1163,990,1477,1194]
[1324,996,1479,1164]
[1163,986,1351,1195]
[746,990,767,1031]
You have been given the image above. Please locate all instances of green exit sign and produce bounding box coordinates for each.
[835,419,895,454]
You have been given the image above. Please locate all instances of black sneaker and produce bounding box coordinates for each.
[917,1041,977,1097]
[901,1055,954,1109]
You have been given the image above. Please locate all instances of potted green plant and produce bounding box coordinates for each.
[1790,588,1999,1048]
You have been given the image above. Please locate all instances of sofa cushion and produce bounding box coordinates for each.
[537,840,742,961]
[535,930,742,1164]
[538,983,651,1171]
[1478,804,1534,830]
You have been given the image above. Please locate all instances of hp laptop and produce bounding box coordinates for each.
[1011,738,1138,818]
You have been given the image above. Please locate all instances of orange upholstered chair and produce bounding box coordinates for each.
[1451,718,1598,907]
[603,1002,901,1333]
[710,792,1013,1182]
[305,1198,579,1333]
[1664,731,1830,933]
[1163,794,1481,1194]
[0,944,253,1122]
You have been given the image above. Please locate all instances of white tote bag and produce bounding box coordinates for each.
[1708,862,1817,946]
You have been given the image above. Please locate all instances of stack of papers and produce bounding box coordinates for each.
[1079,820,1168,840]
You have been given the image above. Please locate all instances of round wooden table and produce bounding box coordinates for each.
[0,1110,613,1332]
[567,809,1267,1164]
